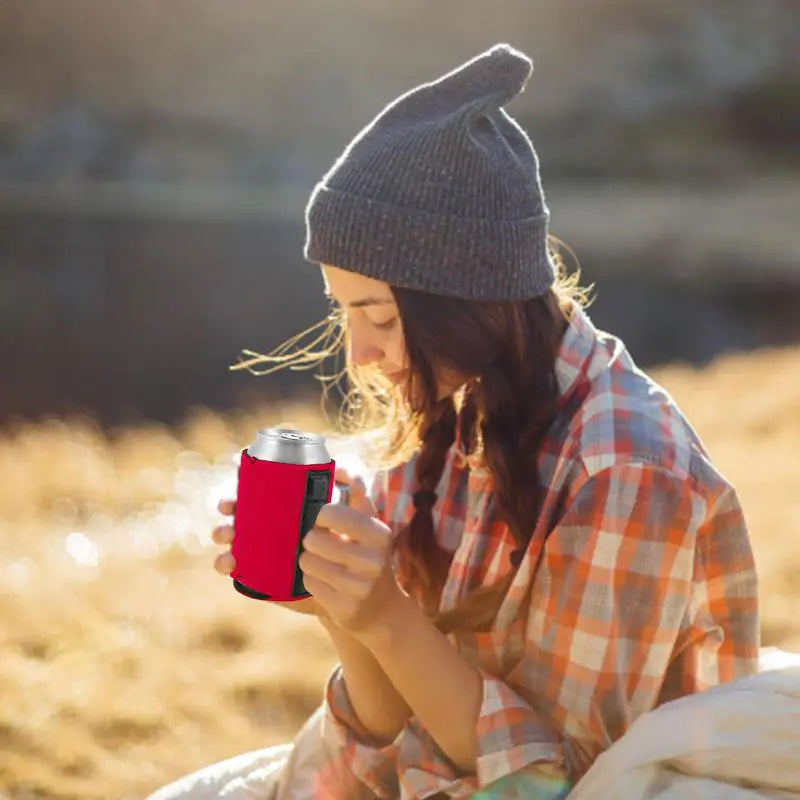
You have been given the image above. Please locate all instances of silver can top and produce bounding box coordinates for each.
[246,427,331,465]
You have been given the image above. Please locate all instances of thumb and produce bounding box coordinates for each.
[334,467,377,517]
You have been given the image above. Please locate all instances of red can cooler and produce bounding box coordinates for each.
[231,427,336,602]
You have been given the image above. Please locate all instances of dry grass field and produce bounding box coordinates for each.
[1,343,799,799]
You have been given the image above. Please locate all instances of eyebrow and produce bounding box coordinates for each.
[324,289,393,308]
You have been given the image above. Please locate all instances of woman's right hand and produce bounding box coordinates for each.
[211,466,376,619]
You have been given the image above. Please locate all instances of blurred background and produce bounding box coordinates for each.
[0,2,798,798]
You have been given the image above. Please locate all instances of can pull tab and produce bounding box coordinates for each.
[280,431,311,441]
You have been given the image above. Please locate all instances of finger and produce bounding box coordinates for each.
[303,527,384,576]
[301,573,336,608]
[214,551,235,575]
[315,503,389,549]
[211,524,234,545]
[218,498,236,515]
[299,550,372,595]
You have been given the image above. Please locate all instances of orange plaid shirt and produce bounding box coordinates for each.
[316,300,759,799]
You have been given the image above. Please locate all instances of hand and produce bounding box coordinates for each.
[211,467,376,619]
[297,472,408,640]
[212,498,328,618]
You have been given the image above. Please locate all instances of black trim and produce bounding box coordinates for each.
[291,469,331,597]
[233,578,272,601]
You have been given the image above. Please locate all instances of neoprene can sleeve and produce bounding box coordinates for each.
[231,427,335,602]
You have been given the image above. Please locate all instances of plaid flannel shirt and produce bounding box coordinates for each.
[314,300,759,799]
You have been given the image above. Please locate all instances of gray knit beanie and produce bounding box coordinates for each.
[303,43,554,302]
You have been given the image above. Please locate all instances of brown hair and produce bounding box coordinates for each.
[231,235,595,635]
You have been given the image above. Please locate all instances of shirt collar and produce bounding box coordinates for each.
[453,299,596,474]
[554,299,597,408]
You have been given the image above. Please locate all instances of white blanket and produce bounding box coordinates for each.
[568,648,800,799]
[147,648,800,799]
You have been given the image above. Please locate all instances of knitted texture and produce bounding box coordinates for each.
[303,43,555,301]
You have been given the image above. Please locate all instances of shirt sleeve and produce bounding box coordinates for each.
[323,663,570,800]
[321,662,403,799]
[502,461,758,782]
[656,477,759,701]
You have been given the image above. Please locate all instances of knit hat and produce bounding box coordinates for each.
[303,42,554,302]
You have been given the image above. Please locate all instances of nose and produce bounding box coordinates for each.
[348,332,383,368]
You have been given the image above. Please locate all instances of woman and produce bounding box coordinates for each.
[148,43,760,799]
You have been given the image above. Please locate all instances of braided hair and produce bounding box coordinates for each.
[388,283,574,634]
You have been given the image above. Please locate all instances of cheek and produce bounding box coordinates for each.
[387,328,407,366]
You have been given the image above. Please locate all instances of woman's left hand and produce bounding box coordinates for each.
[298,502,408,641]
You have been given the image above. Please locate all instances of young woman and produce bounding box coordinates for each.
[148,43,760,799]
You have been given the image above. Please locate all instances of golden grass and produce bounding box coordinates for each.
[1,345,799,799]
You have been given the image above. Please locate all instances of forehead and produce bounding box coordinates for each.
[320,264,394,303]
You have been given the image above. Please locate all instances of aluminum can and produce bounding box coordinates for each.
[231,426,337,602]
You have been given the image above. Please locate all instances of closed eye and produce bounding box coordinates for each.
[328,297,395,330]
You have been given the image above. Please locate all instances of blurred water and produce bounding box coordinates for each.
[65,532,100,567]
[41,432,378,579]
[4,182,799,429]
